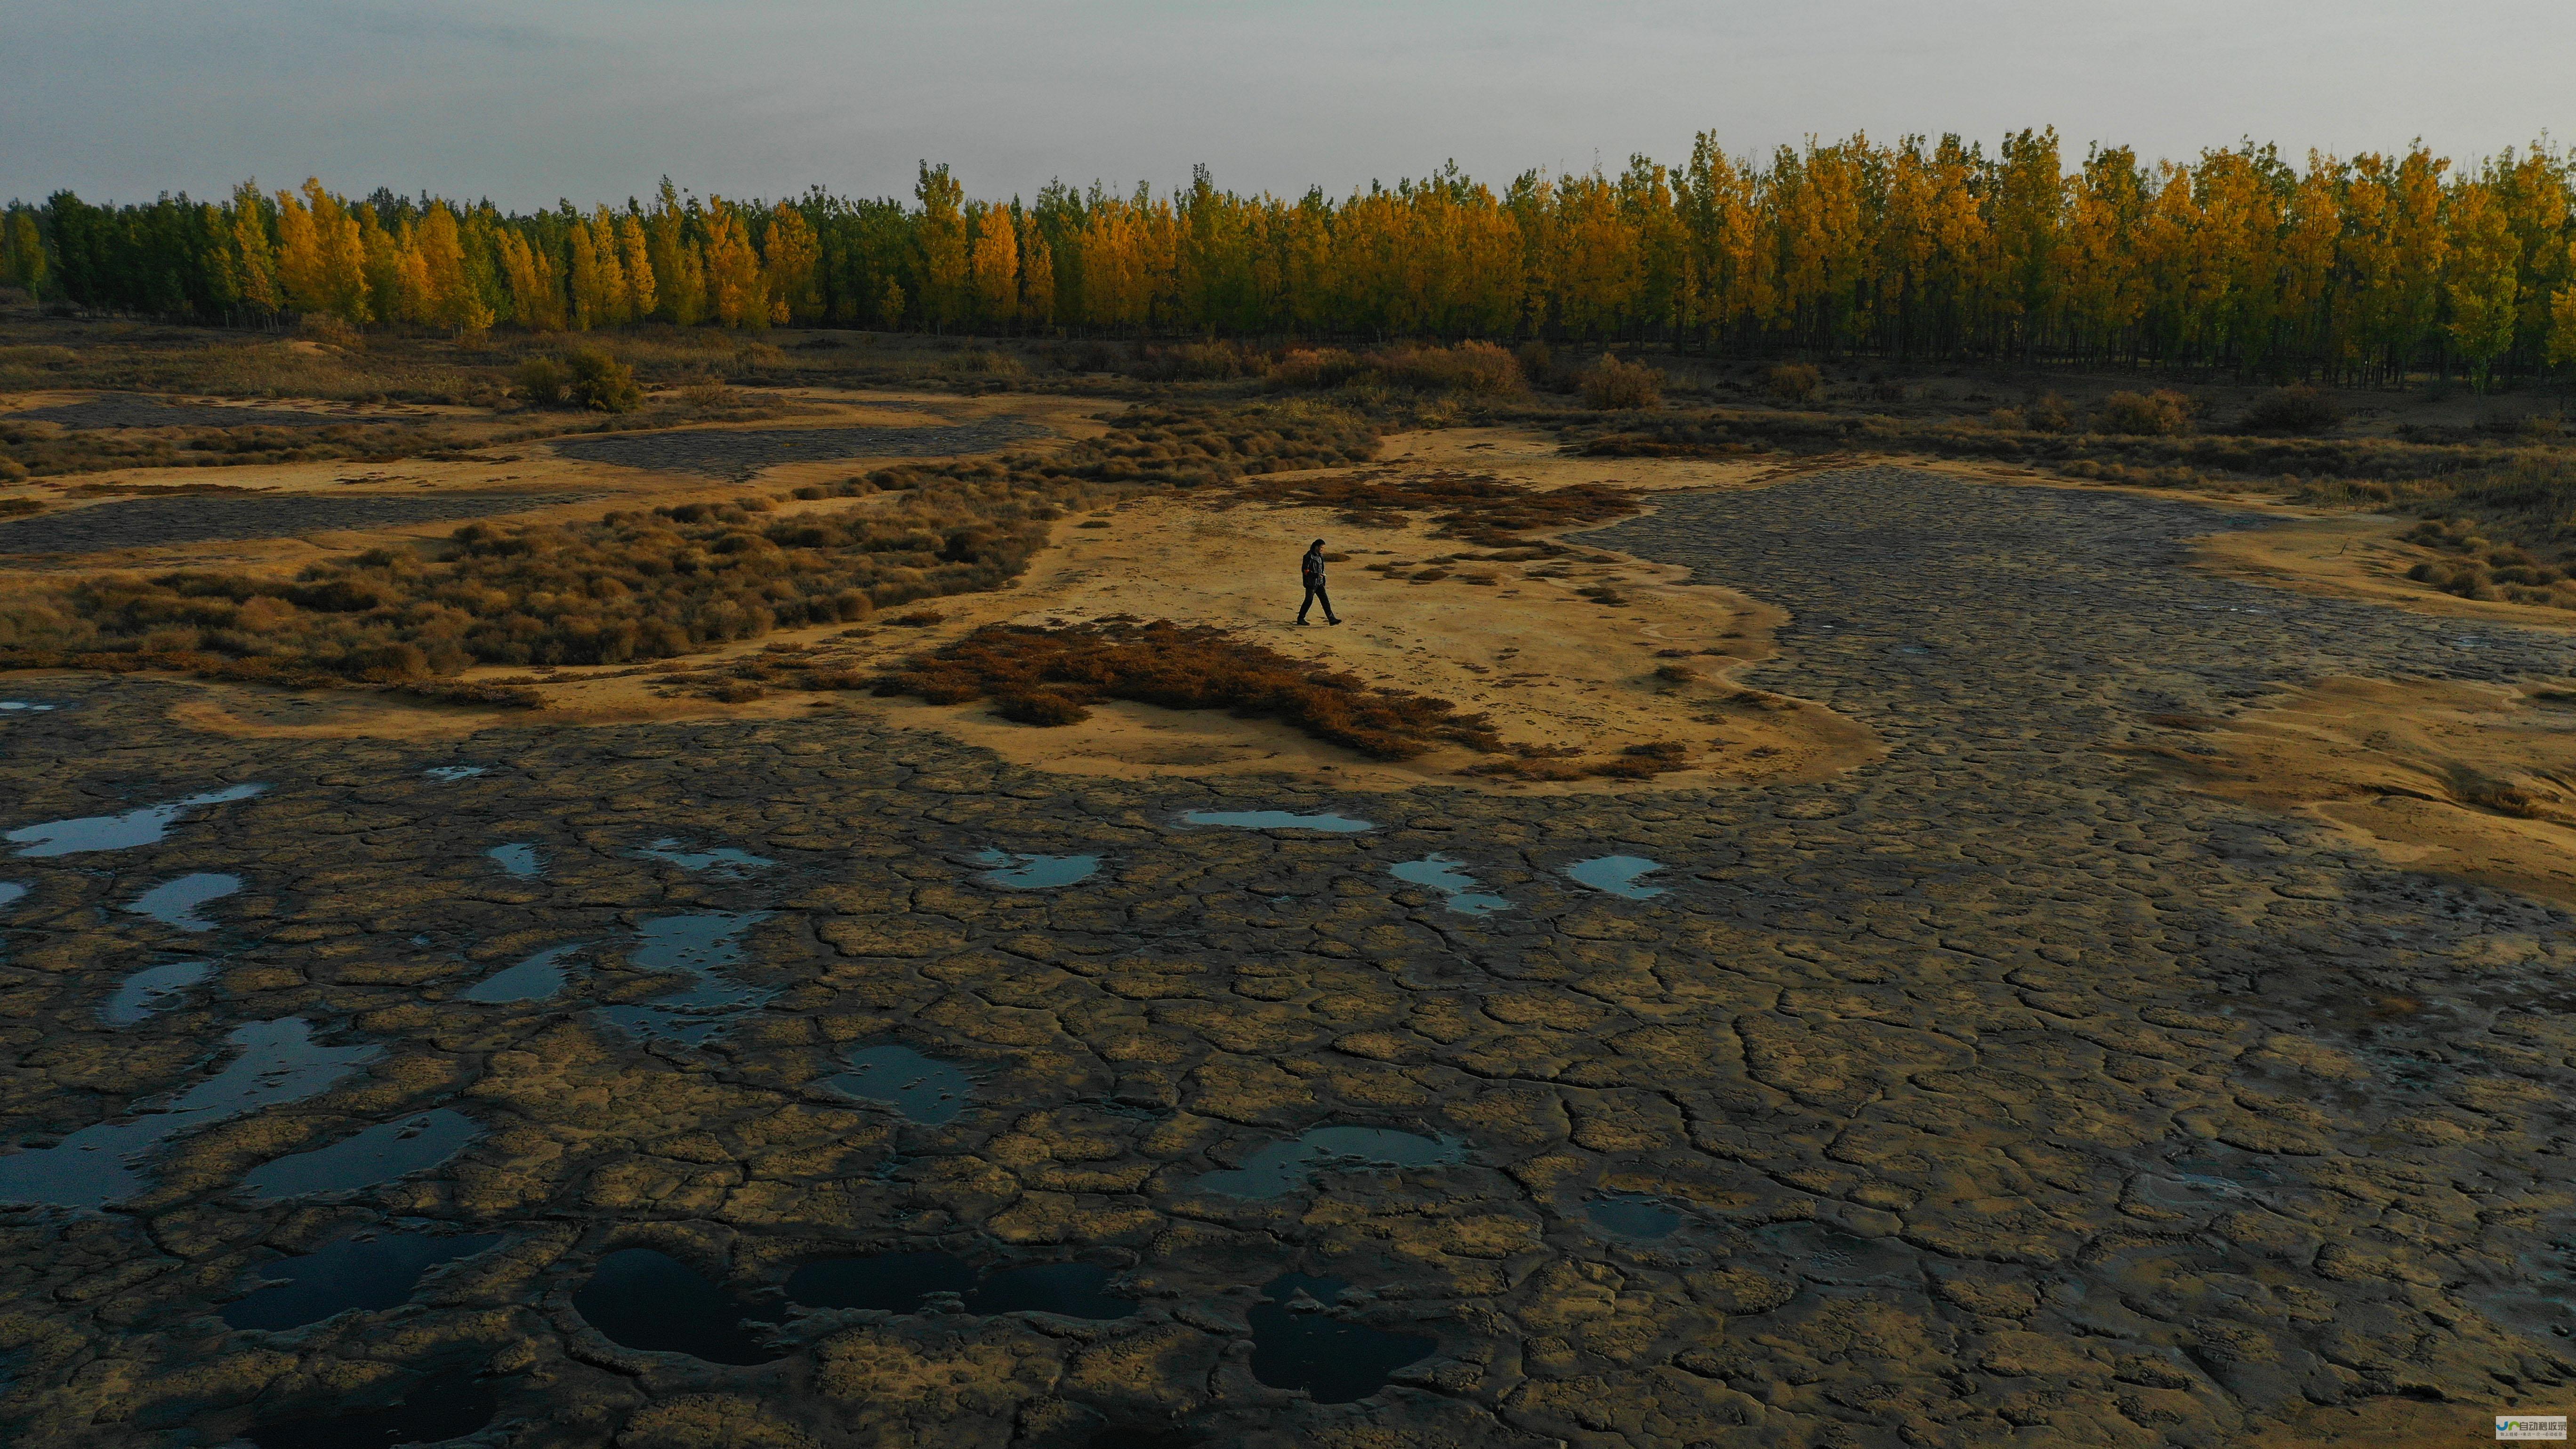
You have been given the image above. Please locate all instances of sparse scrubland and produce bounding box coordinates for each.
[0,397,1380,692]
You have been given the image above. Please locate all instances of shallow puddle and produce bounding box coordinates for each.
[1757,1222,1921,1285]
[239,1109,482,1200]
[573,1248,784,1365]
[966,1261,1138,1320]
[7,783,266,858]
[973,848,1101,889]
[784,1250,977,1313]
[0,880,26,911]
[782,1253,1136,1321]
[1194,1125,1465,1199]
[1181,809,1375,833]
[459,942,588,1005]
[0,1019,378,1208]
[242,1365,498,1449]
[101,959,214,1024]
[421,765,485,782]
[1565,855,1668,900]
[123,872,242,932]
[594,913,773,1044]
[1248,1273,1434,1404]
[636,837,776,876]
[222,1230,504,1331]
[1388,854,1512,916]
[0,700,57,712]
[485,843,543,878]
[827,1045,974,1124]
[1585,1195,1683,1240]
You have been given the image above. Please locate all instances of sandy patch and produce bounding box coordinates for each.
[142,431,1879,794]
[2117,675,2576,909]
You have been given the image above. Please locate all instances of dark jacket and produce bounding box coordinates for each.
[1301,550,1327,587]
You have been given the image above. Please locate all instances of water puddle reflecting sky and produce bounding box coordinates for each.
[239,1109,482,1200]
[594,913,773,1044]
[123,872,242,932]
[460,942,588,1005]
[101,959,214,1024]
[7,783,266,857]
[1585,1194,1683,1240]
[242,1365,498,1449]
[1249,1273,1434,1403]
[783,1252,1135,1320]
[222,1229,503,1331]
[635,838,776,877]
[826,1045,973,1124]
[421,766,484,782]
[1564,855,1667,900]
[485,843,543,878]
[1194,1126,1465,1198]
[0,881,25,911]
[973,848,1100,889]
[573,1248,783,1365]
[1181,809,1375,833]
[0,1019,378,1208]
[1389,854,1512,916]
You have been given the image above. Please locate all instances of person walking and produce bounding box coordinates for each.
[1297,539,1341,625]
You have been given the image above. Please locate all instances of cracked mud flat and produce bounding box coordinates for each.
[547,418,1051,477]
[1,467,2573,1446]
[0,492,604,553]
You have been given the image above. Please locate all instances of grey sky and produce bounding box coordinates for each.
[5,1,2568,208]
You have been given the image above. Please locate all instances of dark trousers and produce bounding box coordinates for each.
[1298,584,1337,622]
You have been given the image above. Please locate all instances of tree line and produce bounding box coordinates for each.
[5,130,2574,387]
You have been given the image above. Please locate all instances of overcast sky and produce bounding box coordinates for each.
[6,0,2568,209]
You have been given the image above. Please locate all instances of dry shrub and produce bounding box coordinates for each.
[1763,362,1821,404]
[1579,355,1663,410]
[943,348,1026,379]
[1372,341,1525,396]
[517,350,641,411]
[1265,342,1521,396]
[2096,389,2193,436]
[2242,385,2343,434]
[513,356,571,407]
[294,314,365,351]
[2025,393,2075,432]
[874,620,1500,758]
[1267,348,1368,391]
[1137,341,1260,381]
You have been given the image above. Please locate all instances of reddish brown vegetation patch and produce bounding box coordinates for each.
[872,619,1504,759]
[1236,467,1641,548]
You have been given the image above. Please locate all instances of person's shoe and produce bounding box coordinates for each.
[1296,619,1311,626]
[1328,618,1343,625]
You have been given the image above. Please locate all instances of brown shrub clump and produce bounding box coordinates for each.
[1578,355,1663,410]
[1763,362,1821,403]
[873,619,1502,759]
[2096,389,2194,436]
[1265,341,1526,396]
[2243,385,2344,434]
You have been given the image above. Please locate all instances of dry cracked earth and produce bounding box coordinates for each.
[2,467,2573,1448]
